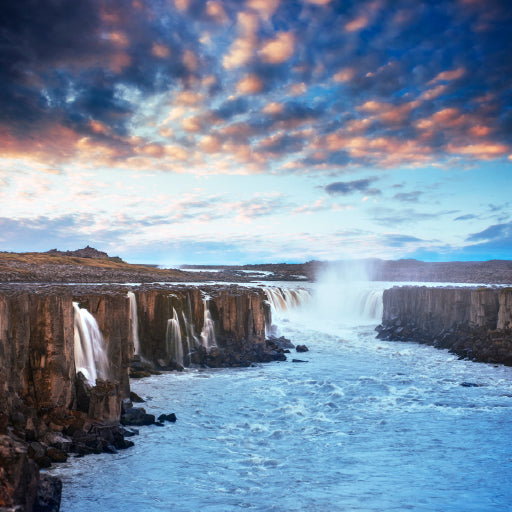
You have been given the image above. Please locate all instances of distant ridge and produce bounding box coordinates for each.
[45,245,125,263]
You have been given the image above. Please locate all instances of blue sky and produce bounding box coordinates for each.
[0,0,511,264]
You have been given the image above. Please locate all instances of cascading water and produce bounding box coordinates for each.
[73,302,109,386]
[200,299,216,349]
[127,292,140,355]
[166,308,183,366]
[263,287,311,313]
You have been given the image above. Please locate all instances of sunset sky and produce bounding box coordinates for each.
[1,0,511,264]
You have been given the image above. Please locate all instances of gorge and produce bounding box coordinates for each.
[1,272,512,510]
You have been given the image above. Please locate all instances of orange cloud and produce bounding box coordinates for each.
[223,12,259,69]
[259,32,295,64]
[152,43,170,58]
[248,0,280,19]
[236,74,264,94]
[428,67,466,84]
[448,142,509,159]
[345,15,370,32]
[333,68,355,83]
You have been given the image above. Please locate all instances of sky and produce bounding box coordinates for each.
[0,0,511,265]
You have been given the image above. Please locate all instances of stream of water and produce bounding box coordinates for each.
[50,282,512,511]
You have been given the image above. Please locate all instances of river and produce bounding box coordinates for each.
[48,281,512,511]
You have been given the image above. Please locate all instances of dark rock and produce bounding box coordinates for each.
[46,447,67,463]
[296,345,309,353]
[292,359,308,363]
[129,391,145,403]
[158,413,177,423]
[34,474,62,512]
[120,407,156,426]
[75,372,91,414]
[267,336,295,350]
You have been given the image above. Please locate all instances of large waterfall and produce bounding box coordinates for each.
[263,287,311,313]
[263,283,383,330]
[73,302,109,386]
[127,292,140,355]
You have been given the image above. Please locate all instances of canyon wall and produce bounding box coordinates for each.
[133,284,275,368]
[376,286,512,365]
[0,283,280,510]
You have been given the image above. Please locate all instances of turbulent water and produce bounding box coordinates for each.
[51,282,512,511]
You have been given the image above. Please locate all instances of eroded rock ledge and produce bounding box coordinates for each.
[376,286,512,365]
[0,283,285,510]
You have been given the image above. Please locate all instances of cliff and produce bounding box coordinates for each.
[376,286,512,365]
[133,284,277,369]
[0,283,282,509]
[0,286,133,511]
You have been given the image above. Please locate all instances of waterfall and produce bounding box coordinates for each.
[181,311,193,363]
[200,299,216,348]
[166,308,183,366]
[263,287,311,313]
[73,302,109,386]
[127,292,140,355]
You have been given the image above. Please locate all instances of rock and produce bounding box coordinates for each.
[46,447,68,463]
[267,336,295,350]
[129,391,145,403]
[75,372,91,414]
[34,474,62,512]
[0,435,39,511]
[157,413,177,423]
[292,359,308,363]
[296,345,309,353]
[88,380,122,424]
[120,407,156,426]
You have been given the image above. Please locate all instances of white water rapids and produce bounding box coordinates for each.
[54,282,512,511]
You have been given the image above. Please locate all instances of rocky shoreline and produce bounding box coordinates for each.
[376,286,512,365]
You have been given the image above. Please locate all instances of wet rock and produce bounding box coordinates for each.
[296,345,309,353]
[130,391,145,403]
[158,413,177,423]
[34,474,62,512]
[121,407,156,426]
[267,336,295,350]
[75,372,91,414]
[46,447,67,463]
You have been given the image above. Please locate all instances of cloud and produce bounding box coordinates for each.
[466,222,512,243]
[393,191,423,202]
[455,214,478,221]
[381,234,424,247]
[325,178,380,196]
[236,74,264,94]
[259,32,295,64]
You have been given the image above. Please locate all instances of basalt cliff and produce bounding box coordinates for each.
[377,286,512,365]
[0,284,285,511]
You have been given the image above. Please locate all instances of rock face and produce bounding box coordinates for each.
[0,283,286,509]
[376,286,512,365]
[133,285,281,368]
[0,286,133,511]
